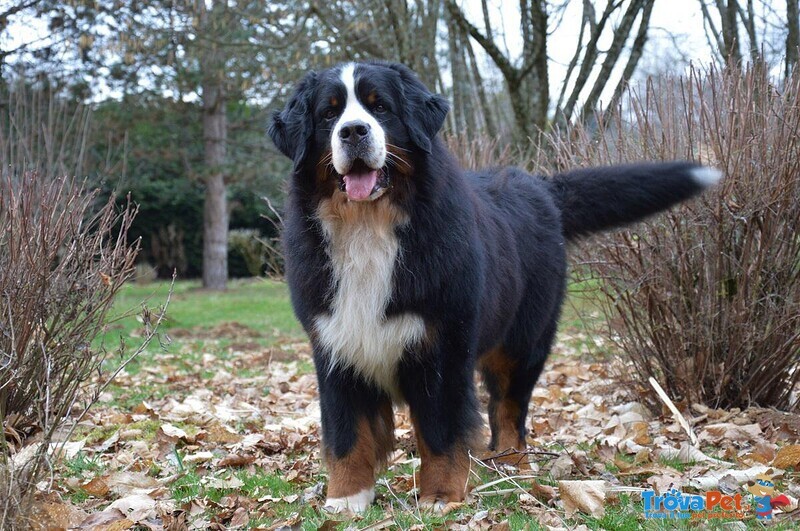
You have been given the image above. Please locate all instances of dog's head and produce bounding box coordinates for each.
[269,62,449,202]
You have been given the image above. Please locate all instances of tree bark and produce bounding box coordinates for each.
[718,0,743,63]
[201,79,229,290]
[788,0,799,78]
[465,35,497,137]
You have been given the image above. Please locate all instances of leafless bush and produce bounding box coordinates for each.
[445,133,516,170]
[0,174,139,527]
[544,64,800,411]
[259,197,286,278]
[0,84,91,181]
[0,82,164,529]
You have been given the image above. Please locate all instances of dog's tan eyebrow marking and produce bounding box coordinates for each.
[329,96,339,107]
[367,91,377,105]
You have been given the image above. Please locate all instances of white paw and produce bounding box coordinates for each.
[418,498,453,514]
[324,487,375,513]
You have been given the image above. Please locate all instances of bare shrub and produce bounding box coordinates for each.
[259,197,286,278]
[0,174,139,526]
[544,64,800,411]
[445,133,516,170]
[0,82,162,529]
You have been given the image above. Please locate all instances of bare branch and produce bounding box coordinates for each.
[560,0,623,123]
[579,0,648,121]
[606,0,655,113]
[445,0,518,86]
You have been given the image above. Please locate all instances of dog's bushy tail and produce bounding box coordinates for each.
[549,162,721,240]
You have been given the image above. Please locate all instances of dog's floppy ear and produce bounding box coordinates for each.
[269,71,318,167]
[389,63,449,153]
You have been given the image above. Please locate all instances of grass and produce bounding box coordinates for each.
[98,278,304,348]
[63,452,105,478]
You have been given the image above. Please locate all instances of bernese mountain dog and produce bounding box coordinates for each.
[269,61,720,513]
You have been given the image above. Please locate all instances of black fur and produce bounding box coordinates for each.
[269,61,716,501]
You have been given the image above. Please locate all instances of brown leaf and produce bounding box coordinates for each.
[549,453,574,479]
[530,481,557,502]
[131,402,153,415]
[219,453,256,468]
[743,441,776,464]
[82,475,110,497]
[647,474,685,494]
[76,509,131,529]
[773,445,800,469]
[558,480,606,518]
[206,423,243,444]
[106,471,160,496]
[700,423,762,444]
[106,494,157,523]
[229,506,249,528]
[31,501,89,529]
[161,509,189,531]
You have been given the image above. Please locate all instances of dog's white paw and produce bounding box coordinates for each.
[323,488,375,513]
[418,497,465,515]
[418,498,447,513]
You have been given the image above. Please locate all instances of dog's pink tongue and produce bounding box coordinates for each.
[343,170,378,201]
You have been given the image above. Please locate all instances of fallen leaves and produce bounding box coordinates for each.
[17,329,800,529]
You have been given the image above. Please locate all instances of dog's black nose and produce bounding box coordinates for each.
[338,121,370,144]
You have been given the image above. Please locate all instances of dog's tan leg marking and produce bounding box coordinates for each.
[479,347,530,469]
[412,422,471,511]
[324,403,394,513]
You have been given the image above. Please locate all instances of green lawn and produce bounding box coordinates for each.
[99,278,304,348]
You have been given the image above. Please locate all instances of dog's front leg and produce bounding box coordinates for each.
[314,355,394,513]
[398,343,482,510]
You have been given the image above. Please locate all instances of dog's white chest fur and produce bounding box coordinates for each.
[314,199,425,395]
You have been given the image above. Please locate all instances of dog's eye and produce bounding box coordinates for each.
[374,103,387,113]
[323,109,338,120]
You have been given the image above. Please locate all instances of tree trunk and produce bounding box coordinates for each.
[465,36,497,137]
[201,80,229,290]
[719,0,742,63]
[788,0,799,78]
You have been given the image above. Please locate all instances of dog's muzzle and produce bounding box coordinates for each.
[333,120,388,202]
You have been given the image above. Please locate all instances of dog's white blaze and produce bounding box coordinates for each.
[314,200,425,397]
[324,487,375,513]
[331,63,386,175]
